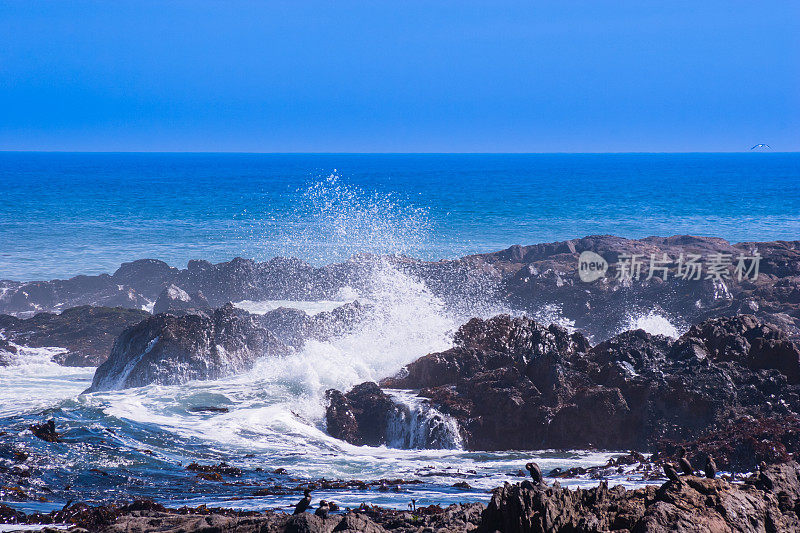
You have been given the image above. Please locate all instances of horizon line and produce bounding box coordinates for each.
[0,150,795,155]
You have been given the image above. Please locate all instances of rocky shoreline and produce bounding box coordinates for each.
[2,235,799,340]
[2,235,800,531]
[2,461,799,532]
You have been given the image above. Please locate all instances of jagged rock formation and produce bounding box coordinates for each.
[87,304,288,391]
[0,306,150,366]
[323,313,800,456]
[479,461,800,533]
[2,236,799,343]
[152,284,210,315]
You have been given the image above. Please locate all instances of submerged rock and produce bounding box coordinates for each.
[29,419,59,442]
[87,304,288,391]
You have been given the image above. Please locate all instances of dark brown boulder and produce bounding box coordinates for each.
[325,382,399,447]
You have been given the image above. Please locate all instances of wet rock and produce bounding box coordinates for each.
[479,461,800,532]
[325,382,400,446]
[29,420,59,443]
[257,301,370,349]
[111,259,179,300]
[333,512,386,533]
[186,462,243,477]
[656,414,800,472]
[365,313,800,451]
[0,306,150,366]
[675,314,800,383]
[152,284,210,315]
[87,304,288,391]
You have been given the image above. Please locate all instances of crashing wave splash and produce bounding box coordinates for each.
[385,389,463,450]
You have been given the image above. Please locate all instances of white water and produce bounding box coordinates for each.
[623,311,684,338]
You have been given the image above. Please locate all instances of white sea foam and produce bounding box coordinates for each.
[624,311,683,338]
[233,298,355,316]
[0,344,94,416]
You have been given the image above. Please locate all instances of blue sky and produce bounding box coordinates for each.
[0,1,798,152]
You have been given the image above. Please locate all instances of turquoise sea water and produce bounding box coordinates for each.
[1,152,799,280]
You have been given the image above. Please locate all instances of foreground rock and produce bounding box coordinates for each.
[87,304,288,391]
[2,462,799,532]
[0,306,150,366]
[323,313,800,457]
[480,461,800,532]
[0,500,484,532]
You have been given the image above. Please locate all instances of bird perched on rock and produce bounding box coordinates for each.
[664,462,681,482]
[314,500,329,518]
[678,447,694,476]
[757,461,774,492]
[704,455,717,479]
[525,462,545,485]
[293,489,312,514]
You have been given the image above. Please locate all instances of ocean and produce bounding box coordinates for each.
[1,152,799,514]
[1,152,798,281]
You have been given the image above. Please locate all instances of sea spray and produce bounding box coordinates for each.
[385,389,463,450]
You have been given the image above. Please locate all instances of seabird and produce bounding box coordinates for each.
[678,447,694,476]
[750,144,771,150]
[293,489,312,514]
[526,462,545,485]
[664,462,681,483]
[314,500,329,518]
[758,461,774,492]
[704,455,717,479]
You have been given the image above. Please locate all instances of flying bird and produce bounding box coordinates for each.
[750,144,771,150]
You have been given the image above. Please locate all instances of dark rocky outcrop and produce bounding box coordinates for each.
[0,499,484,532]
[87,304,288,391]
[325,382,400,446]
[152,284,210,315]
[4,463,800,532]
[480,461,800,533]
[0,306,150,366]
[656,415,800,473]
[3,236,799,345]
[325,313,800,453]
